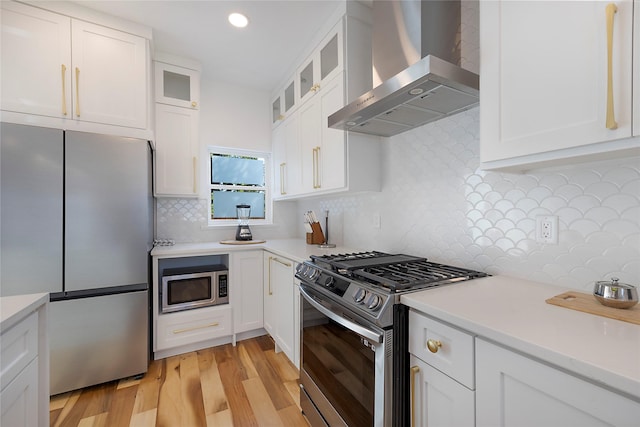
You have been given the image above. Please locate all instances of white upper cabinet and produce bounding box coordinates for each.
[273,112,302,197]
[155,61,200,110]
[272,76,296,127]
[299,73,346,193]
[1,2,71,119]
[1,1,149,133]
[153,58,201,198]
[71,20,147,129]
[297,23,343,105]
[480,0,638,171]
[271,2,381,200]
[154,103,199,197]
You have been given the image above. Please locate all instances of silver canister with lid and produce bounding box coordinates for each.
[593,277,639,309]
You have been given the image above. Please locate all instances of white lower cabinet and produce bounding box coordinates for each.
[230,251,263,334]
[1,358,39,427]
[156,305,232,351]
[408,310,475,426]
[263,252,297,367]
[0,298,48,427]
[476,338,640,427]
[409,355,475,427]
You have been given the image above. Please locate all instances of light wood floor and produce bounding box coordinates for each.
[49,335,309,427]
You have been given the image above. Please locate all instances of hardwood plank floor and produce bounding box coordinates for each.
[50,335,309,427]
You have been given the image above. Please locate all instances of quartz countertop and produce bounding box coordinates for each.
[151,238,361,264]
[1,292,49,332]
[401,275,640,399]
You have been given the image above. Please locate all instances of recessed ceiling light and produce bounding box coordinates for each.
[228,12,248,28]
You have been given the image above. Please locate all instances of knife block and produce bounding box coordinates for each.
[306,222,325,244]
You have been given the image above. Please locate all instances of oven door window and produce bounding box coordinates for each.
[167,276,212,306]
[302,297,374,426]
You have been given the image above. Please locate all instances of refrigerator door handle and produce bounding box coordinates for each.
[50,283,148,302]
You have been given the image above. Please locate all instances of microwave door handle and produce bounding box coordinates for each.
[300,286,383,344]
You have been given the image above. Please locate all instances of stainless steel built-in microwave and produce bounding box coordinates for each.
[161,265,229,313]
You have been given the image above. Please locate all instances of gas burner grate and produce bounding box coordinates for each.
[310,251,425,272]
[353,260,488,291]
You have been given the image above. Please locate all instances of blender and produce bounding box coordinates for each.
[235,204,253,241]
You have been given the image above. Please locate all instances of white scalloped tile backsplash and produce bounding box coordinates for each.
[299,107,640,292]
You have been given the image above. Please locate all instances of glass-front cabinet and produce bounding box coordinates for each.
[297,23,343,105]
[272,76,296,127]
[155,61,200,110]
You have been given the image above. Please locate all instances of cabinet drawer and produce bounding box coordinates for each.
[1,312,38,391]
[156,306,231,350]
[0,357,38,426]
[409,310,474,389]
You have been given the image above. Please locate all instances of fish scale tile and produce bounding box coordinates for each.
[303,107,640,291]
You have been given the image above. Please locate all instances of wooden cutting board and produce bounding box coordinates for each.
[219,239,266,245]
[546,291,640,325]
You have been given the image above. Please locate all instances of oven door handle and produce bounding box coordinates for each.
[300,286,384,344]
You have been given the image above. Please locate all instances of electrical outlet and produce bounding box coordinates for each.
[536,215,558,244]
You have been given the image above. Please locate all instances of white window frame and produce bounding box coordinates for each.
[207,146,272,227]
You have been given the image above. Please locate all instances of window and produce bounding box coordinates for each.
[208,147,271,226]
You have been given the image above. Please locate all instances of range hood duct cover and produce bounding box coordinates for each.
[328,0,479,137]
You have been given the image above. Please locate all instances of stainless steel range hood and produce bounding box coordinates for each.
[328,0,479,137]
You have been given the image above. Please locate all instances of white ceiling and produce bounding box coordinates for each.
[69,0,345,91]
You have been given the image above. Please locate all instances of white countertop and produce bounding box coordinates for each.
[151,238,361,264]
[401,275,640,399]
[1,292,49,332]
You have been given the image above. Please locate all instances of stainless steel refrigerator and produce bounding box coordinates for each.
[1,122,152,395]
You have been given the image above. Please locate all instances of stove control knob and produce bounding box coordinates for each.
[353,288,367,303]
[366,294,382,310]
[308,268,319,280]
[323,276,334,287]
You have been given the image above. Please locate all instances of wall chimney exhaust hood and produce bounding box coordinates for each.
[328,0,479,137]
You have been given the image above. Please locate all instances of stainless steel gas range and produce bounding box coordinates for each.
[295,251,487,427]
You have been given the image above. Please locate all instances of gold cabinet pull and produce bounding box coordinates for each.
[61,64,67,116]
[313,146,321,189]
[192,157,197,193]
[312,148,318,188]
[410,365,420,427]
[191,101,198,108]
[427,339,442,353]
[272,257,292,268]
[280,163,286,195]
[173,322,219,334]
[75,67,80,117]
[605,3,618,130]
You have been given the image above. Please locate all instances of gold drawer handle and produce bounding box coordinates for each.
[410,365,420,427]
[427,339,442,353]
[172,322,219,334]
[191,101,198,108]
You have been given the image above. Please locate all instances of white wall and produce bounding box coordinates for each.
[199,76,271,152]
[156,76,299,242]
[297,107,640,292]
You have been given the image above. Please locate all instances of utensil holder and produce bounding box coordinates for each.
[306,222,325,244]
